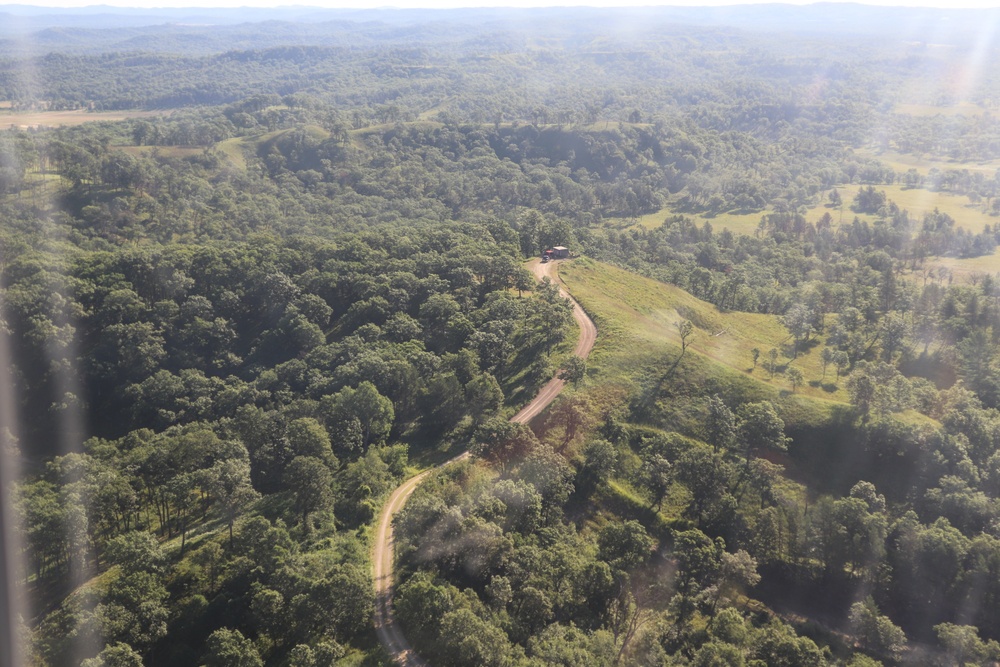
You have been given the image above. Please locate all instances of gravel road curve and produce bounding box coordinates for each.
[372,258,597,666]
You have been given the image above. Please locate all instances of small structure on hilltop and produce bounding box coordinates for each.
[552,246,569,259]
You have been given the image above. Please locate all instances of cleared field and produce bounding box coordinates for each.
[0,108,157,129]
[610,176,999,237]
[559,257,849,406]
[257,123,331,144]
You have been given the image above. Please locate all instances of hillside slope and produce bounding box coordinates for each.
[559,257,846,405]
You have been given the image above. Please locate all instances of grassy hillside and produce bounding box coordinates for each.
[554,257,940,495]
[554,258,848,439]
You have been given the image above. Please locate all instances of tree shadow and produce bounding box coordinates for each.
[630,351,686,421]
[800,337,822,353]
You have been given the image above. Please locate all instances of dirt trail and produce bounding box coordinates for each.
[372,259,596,665]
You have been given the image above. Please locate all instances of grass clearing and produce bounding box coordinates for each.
[351,120,444,139]
[912,249,1000,283]
[855,148,1000,176]
[608,180,999,238]
[558,258,847,414]
[606,206,764,235]
[0,108,157,129]
[215,137,250,169]
[254,123,331,145]
[803,183,996,232]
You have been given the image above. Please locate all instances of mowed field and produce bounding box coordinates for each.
[558,257,849,406]
[0,108,157,129]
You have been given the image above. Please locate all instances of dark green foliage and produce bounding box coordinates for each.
[10,7,1000,665]
[203,628,262,667]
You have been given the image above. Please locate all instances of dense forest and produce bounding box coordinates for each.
[5,5,1000,667]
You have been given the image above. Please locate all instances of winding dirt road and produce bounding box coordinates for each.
[372,259,597,666]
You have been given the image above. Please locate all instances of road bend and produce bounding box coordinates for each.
[372,258,597,666]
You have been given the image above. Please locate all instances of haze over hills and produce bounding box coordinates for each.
[6,3,1000,666]
[2,3,1000,48]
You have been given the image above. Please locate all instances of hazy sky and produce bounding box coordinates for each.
[4,0,1000,9]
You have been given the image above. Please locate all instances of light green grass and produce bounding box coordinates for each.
[855,148,1000,176]
[559,258,848,408]
[915,249,1000,283]
[254,123,331,145]
[607,206,763,235]
[214,137,249,169]
[214,124,331,169]
[609,180,998,237]
[350,120,444,138]
[804,183,996,233]
[120,145,204,158]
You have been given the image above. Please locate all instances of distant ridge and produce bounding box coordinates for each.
[2,4,1000,52]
